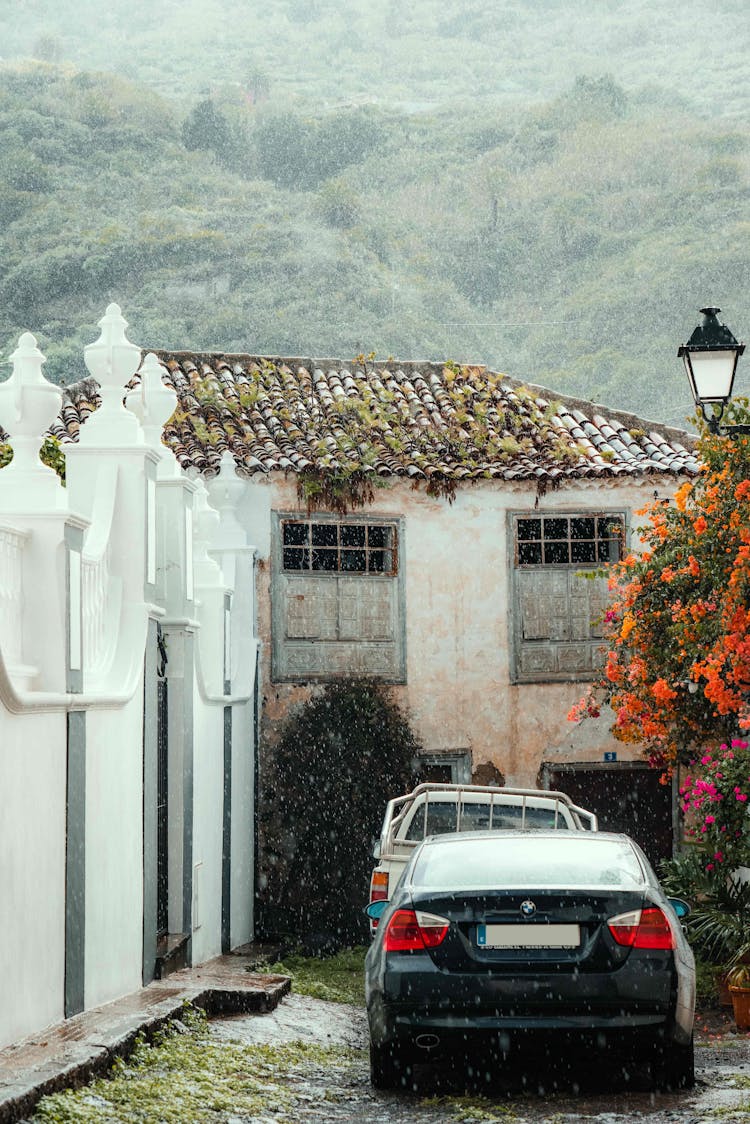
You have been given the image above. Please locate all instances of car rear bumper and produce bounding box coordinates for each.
[367,955,691,1053]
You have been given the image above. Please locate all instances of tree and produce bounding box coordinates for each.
[181,99,234,164]
[569,402,750,771]
[260,679,420,948]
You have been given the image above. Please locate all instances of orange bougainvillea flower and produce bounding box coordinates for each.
[675,481,693,511]
[620,615,635,640]
[652,678,678,705]
[568,409,750,771]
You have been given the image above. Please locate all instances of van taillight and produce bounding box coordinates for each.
[607,907,675,950]
[382,909,450,952]
[370,870,389,903]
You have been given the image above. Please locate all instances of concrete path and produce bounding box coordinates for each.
[0,954,290,1123]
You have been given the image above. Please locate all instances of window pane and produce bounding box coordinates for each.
[544,541,569,564]
[518,542,542,565]
[311,549,338,571]
[517,518,541,540]
[311,523,337,547]
[369,550,386,572]
[283,547,309,570]
[342,549,366,571]
[283,522,308,546]
[571,517,595,539]
[544,517,568,540]
[598,517,621,539]
[599,539,620,562]
[368,525,390,548]
[571,540,597,563]
[341,525,365,546]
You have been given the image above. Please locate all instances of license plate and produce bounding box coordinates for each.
[476,923,580,949]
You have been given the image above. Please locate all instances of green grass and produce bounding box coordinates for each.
[263,946,367,1006]
[421,1095,518,1121]
[32,1006,362,1123]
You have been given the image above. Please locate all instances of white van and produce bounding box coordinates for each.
[369,783,598,915]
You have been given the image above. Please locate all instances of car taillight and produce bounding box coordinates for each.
[607,907,675,950]
[370,870,389,903]
[382,909,450,952]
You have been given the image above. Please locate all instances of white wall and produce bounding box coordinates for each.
[230,699,255,945]
[0,712,67,1049]
[84,695,145,1009]
[190,674,225,966]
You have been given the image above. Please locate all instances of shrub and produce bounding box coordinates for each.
[261,679,420,948]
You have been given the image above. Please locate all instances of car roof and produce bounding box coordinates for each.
[419,829,634,847]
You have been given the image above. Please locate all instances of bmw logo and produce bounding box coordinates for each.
[520,900,537,918]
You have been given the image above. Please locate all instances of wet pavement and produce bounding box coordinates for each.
[213,996,750,1122]
[0,954,290,1123]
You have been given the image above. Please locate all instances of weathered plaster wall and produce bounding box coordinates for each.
[244,473,661,787]
[0,712,66,1049]
[85,696,145,1009]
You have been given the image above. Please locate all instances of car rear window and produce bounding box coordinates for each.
[411,836,643,889]
[404,801,570,840]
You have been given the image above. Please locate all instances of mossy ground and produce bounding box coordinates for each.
[421,1095,518,1121]
[32,1007,363,1123]
[263,945,367,1005]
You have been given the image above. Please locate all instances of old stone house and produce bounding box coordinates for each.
[56,349,699,885]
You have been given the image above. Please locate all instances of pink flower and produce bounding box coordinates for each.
[714,851,724,862]
[704,815,716,824]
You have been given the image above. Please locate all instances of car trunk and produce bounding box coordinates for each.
[410,887,646,974]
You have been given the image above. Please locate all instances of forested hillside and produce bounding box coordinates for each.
[1,57,750,424]
[4,0,750,117]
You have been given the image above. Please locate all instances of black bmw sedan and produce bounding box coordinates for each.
[365,831,695,1092]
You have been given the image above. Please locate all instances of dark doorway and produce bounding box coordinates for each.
[156,628,169,939]
[540,761,673,869]
[419,763,453,783]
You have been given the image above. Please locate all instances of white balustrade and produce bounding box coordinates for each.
[82,542,112,673]
[0,524,29,668]
[81,303,142,444]
[0,332,64,511]
[79,463,118,678]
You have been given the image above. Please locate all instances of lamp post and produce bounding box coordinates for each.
[678,306,749,435]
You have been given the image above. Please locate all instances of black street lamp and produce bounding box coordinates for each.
[678,307,748,435]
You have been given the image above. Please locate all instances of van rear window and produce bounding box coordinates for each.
[404,801,569,840]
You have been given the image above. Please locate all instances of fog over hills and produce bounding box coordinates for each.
[1,1,750,425]
[5,0,750,116]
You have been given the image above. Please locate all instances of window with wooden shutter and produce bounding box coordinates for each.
[272,515,405,682]
[511,512,623,682]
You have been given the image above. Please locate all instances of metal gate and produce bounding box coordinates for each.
[540,761,674,868]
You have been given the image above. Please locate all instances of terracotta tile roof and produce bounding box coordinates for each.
[50,353,700,486]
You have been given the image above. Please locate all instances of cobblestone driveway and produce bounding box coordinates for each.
[212,995,750,1123]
